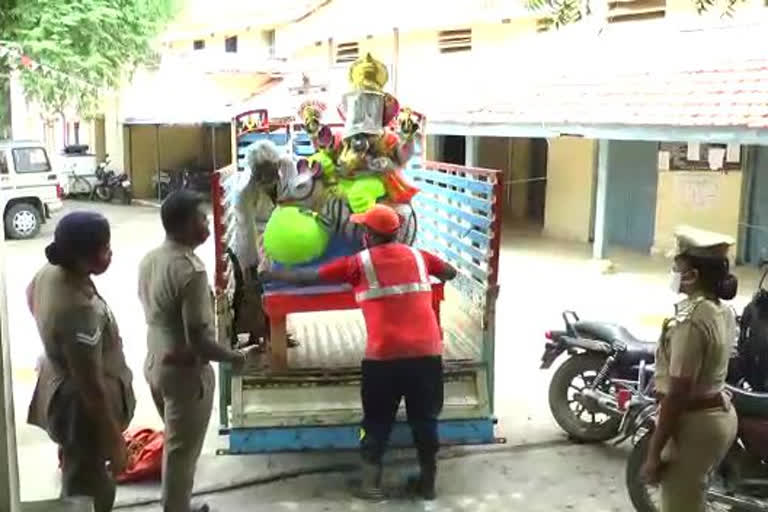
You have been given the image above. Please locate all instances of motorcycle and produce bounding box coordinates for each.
[625,264,768,512]
[92,157,132,205]
[152,167,211,200]
[626,382,768,512]
[541,311,656,442]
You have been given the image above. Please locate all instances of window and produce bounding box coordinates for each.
[0,152,8,175]
[12,147,51,174]
[438,28,472,54]
[193,39,205,50]
[335,42,359,64]
[607,0,666,23]
[225,36,238,53]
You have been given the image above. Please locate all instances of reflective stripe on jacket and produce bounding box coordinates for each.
[355,246,432,302]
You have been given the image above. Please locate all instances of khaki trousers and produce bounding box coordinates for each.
[660,405,738,512]
[48,381,116,512]
[145,355,215,512]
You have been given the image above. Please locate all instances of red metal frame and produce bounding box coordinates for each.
[263,283,445,322]
[211,166,233,293]
[234,109,270,137]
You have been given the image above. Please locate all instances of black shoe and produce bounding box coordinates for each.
[406,465,437,501]
[353,462,385,501]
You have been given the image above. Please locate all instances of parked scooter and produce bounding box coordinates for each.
[92,156,132,205]
[541,311,656,442]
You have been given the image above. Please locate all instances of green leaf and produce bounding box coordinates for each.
[1,0,180,119]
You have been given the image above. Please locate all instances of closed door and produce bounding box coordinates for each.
[605,141,659,252]
[747,147,768,264]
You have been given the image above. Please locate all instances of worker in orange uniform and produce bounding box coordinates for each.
[261,204,457,501]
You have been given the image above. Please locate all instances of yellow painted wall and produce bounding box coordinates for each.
[293,41,329,71]
[652,170,743,256]
[544,138,596,242]
[208,73,273,100]
[471,19,537,47]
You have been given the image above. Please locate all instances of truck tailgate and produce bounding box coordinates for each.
[230,294,490,428]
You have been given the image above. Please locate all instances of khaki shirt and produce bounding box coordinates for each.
[655,296,734,395]
[27,264,135,431]
[138,240,215,362]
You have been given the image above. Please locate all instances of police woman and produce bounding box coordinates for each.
[27,212,135,512]
[642,226,739,512]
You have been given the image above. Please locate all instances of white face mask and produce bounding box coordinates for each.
[669,271,683,294]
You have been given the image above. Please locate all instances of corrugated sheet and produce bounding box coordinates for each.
[283,310,482,369]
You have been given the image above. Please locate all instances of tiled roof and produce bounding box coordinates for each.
[427,22,768,131]
[464,59,768,129]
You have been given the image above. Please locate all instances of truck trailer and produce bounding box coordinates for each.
[212,108,503,453]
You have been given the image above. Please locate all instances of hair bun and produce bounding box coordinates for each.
[717,273,738,300]
[45,242,62,265]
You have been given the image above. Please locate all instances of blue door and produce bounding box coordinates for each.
[747,147,768,264]
[604,141,659,252]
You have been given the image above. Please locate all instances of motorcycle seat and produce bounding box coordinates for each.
[727,385,768,419]
[574,321,656,362]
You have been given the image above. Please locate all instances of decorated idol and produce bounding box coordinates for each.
[262,53,421,266]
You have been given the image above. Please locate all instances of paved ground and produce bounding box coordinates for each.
[4,201,761,509]
[118,442,634,512]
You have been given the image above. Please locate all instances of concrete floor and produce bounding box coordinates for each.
[4,201,762,510]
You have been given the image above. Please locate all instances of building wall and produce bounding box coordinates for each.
[543,137,596,242]
[652,170,743,256]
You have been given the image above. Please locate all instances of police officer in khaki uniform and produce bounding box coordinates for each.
[27,212,135,512]
[642,226,739,512]
[138,190,255,512]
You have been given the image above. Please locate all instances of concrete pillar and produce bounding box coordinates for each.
[592,139,610,260]
[465,135,479,167]
[9,70,28,140]
[0,251,21,512]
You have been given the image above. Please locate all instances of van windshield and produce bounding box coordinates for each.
[12,147,51,174]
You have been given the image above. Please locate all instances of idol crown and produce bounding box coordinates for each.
[348,53,388,92]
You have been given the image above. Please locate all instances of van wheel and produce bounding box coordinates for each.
[4,203,42,239]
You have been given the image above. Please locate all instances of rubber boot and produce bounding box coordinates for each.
[355,461,384,500]
[407,459,437,500]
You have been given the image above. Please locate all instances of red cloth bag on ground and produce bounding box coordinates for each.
[116,427,164,483]
[57,427,164,483]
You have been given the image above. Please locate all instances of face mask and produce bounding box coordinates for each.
[669,271,683,294]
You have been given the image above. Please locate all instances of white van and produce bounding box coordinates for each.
[0,140,63,240]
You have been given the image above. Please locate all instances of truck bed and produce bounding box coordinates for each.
[275,309,481,371]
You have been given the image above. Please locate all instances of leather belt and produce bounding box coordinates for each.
[161,353,203,368]
[657,392,726,411]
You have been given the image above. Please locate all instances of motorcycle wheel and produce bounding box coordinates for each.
[157,182,170,200]
[118,186,133,205]
[94,185,113,202]
[626,430,659,512]
[548,354,621,442]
